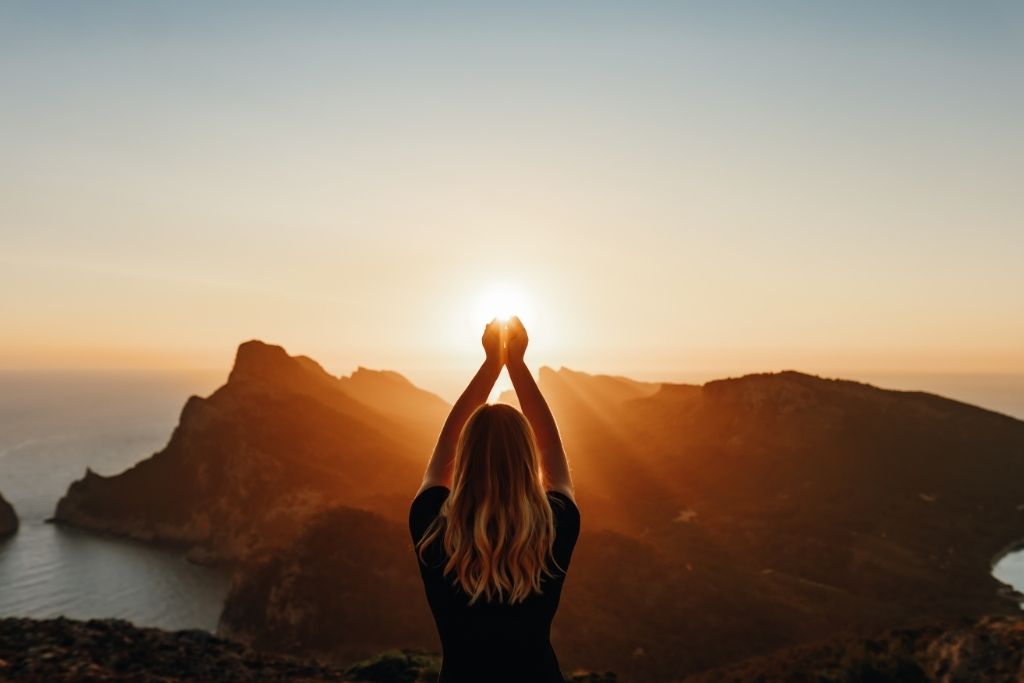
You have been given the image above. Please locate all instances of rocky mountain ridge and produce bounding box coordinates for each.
[48,342,1024,681]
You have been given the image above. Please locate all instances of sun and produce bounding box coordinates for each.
[474,282,532,325]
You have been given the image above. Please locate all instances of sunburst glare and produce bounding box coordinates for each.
[473,282,533,325]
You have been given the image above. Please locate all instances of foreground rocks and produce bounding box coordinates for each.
[0,493,17,539]
[2,616,1020,683]
[683,615,1024,683]
[0,617,616,683]
[0,617,347,682]
[219,506,437,662]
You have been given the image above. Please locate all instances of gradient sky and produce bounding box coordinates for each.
[2,1,1022,398]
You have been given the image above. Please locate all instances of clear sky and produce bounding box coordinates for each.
[2,1,1022,398]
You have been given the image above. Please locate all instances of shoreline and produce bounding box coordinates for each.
[990,538,1024,572]
[991,539,1024,608]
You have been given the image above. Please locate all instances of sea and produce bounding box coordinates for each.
[0,369,1021,633]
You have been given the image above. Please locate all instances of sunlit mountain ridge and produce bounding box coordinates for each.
[49,340,1024,681]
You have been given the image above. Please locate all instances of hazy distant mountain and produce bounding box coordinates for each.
[0,492,17,538]
[498,366,662,410]
[51,344,1024,680]
[338,367,449,434]
[53,340,445,562]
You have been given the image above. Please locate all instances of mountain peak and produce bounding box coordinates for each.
[230,340,291,379]
[228,340,331,386]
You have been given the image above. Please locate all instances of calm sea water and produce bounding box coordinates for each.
[0,370,229,631]
[0,369,1020,631]
[994,547,1024,606]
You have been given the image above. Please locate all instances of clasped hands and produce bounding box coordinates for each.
[481,317,528,368]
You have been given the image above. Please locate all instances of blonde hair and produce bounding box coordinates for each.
[416,403,560,604]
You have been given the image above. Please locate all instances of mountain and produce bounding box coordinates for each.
[52,340,446,563]
[222,364,1024,682]
[0,491,17,538]
[50,343,1024,680]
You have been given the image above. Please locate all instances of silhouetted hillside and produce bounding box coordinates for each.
[338,367,449,434]
[0,491,17,538]
[219,506,437,661]
[51,344,1024,681]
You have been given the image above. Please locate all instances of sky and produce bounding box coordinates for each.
[1,1,1022,399]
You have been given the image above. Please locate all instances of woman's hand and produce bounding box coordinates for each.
[481,318,504,367]
[420,318,505,495]
[506,316,528,365]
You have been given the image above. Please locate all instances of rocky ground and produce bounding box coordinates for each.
[0,617,346,682]
[3,614,1023,682]
[683,615,1024,683]
[0,617,617,682]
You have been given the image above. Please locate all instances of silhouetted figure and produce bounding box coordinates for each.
[410,317,580,683]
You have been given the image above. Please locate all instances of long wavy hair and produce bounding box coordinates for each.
[416,403,559,604]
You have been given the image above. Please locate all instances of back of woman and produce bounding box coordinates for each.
[410,480,580,681]
[409,318,580,683]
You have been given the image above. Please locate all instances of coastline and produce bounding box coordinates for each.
[991,539,1024,608]
[990,538,1024,572]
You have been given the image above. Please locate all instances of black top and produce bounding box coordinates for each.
[409,486,581,683]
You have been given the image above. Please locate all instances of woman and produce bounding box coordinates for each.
[409,316,580,683]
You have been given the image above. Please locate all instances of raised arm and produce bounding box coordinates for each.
[505,316,574,499]
[416,319,503,497]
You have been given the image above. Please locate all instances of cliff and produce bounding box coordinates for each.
[0,617,348,682]
[218,506,437,661]
[0,492,17,538]
[52,340,447,563]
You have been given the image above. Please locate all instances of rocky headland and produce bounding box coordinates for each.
[0,492,17,539]
[53,340,446,563]
[50,342,1024,681]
